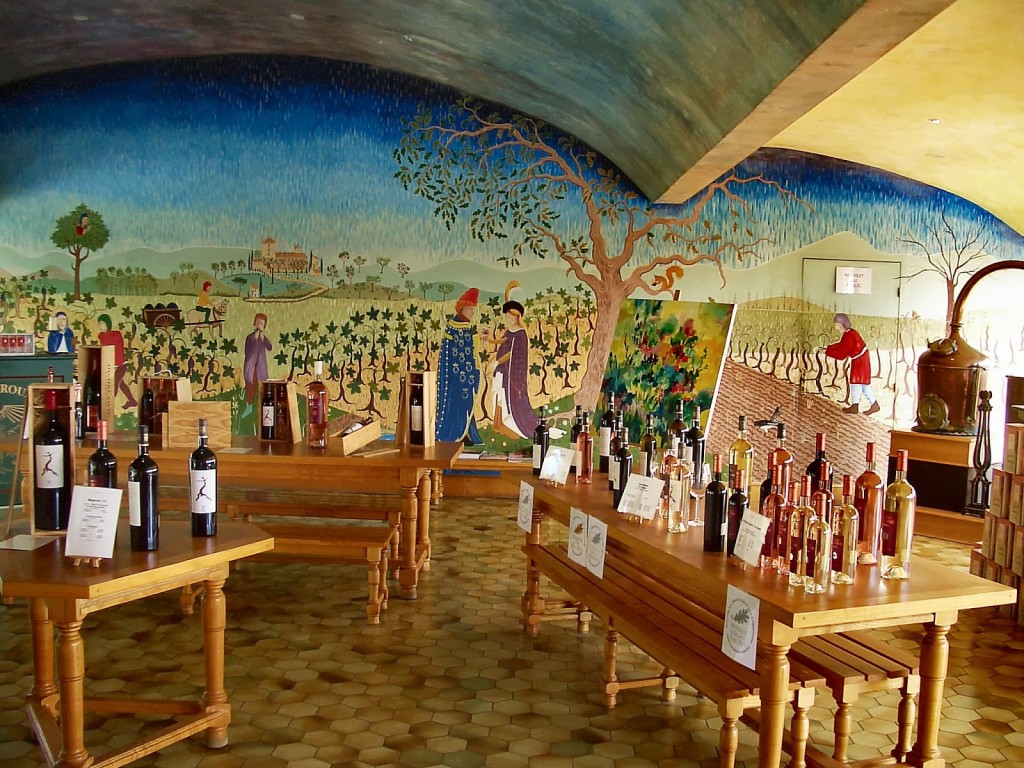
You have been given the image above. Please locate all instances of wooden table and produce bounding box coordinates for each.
[527,480,1016,768]
[0,521,273,768]
[73,435,463,600]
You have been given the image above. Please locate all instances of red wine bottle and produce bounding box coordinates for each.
[726,469,748,556]
[87,420,118,488]
[806,432,834,493]
[532,408,550,477]
[261,384,276,440]
[33,389,71,531]
[409,378,424,445]
[128,426,159,552]
[83,354,102,433]
[189,418,217,537]
[140,385,155,434]
[703,454,727,553]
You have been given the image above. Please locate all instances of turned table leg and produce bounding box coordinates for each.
[398,482,419,599]
[757,641,792,768]
[55,619,90,768]
[909,618,953,768]
[29,598,56,705]
[417,472,432,571]
[202,576,230,749]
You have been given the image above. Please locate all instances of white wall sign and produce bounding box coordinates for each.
[835,266,872,295]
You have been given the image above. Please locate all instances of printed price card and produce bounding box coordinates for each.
[722,584,760,671]
[65,485,123,560]
[616,475,665,520]
[539,447,574,485]
[517,481,535,533]
[568,507,588,566]
[733,511,771,567]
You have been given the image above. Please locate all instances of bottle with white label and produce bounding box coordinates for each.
[190,418,217,537]
[128,425,159,551]
[33,388,71,531]
[409,378,425,445]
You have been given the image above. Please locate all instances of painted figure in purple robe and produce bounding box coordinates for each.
[488,282,538,440]
[242,312,272,418]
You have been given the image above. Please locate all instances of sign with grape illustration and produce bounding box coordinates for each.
[722,584,759,670]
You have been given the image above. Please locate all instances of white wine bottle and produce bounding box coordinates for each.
[881,449,916,580]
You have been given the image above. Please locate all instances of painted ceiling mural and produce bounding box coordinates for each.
[1,56,1023,452]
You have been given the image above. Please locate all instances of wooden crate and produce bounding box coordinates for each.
[76,345,116,430]
[337,419,382,455]
[141,375,192,434]
[26,383,76,534]
[395,371,436,448]
[165,400,232,449]
[258,380,301,443]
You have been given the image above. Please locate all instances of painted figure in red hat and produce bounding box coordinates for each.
[436,286,484,443]
[196,280,214,323]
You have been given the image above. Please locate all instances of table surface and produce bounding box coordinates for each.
[531,480,1016,633]
[0,521,273,600]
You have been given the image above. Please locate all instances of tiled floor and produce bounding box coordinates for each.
[1,498,1022,768]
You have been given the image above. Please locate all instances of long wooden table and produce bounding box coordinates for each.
[73,435,463,600]
[0,521,273,768]
[525,480,1016,768]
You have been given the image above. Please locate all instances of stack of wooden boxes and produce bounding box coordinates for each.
[976,422,1024,624]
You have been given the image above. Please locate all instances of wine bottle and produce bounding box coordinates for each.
[668,400,687,455]
[128,425,159,552]
[598,392,616,474]
[33,388,71,531]
[190,418,218,537]
[787,476,813,586]
[854,442,884,565]
[881,449,916,580]
[687,409,706,487]
[86,420,117,488]
[666,454,691,534]
[806,432,834,494]
[532,408,550,477]
[639,413,658,478]
[759,452,776,518]
[83,353,101,433]
[831,474,859,585]
[576,411,593,485]
[809,460,834,527]
[728,415,753,497]
[613,425,633,508]
[409,377,424,446]
[140,384,155,434]
[569,405,583,473]
[803,501,832,595]
[702,454,728,553]
[776,480,800,577]
[261,384,276,440]
[726,468,748,556]
[608,414,622,492]
[760,463,786,569]
[306,361,329,448]
[769,423,794,495]
[73,381,85,440]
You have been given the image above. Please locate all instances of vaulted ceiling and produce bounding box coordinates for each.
[1,0,1019,233]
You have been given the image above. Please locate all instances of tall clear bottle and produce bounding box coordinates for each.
[128,425,159,552]
[639,413,658,478]
[190,418,218,537]
[73,381,85,440]
[855,442,884,565]
[613,426,632,508]
[759,453,776,518]
[803,502,832,595]
[569,405,583,474]
[703,454,728,553]
[881,449,916,580]
[831,474,859,585]
[776,480,800,577]
[575,411,593,484]
[809,460,834,528]
[33,388,71,531]
[87,419,118,488]
[806,432,834,494]
[787,476,813,586]
[769,423,794,494]
[759,464,786,569]
[728,415,753,497]
[532,409,550,477]
[687,409,706,488]
[306,360,329,448]
[667,454,691,534]
[726,468,748,556]
[598,390,616,474]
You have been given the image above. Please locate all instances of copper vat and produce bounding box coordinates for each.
[915,262,1024,435]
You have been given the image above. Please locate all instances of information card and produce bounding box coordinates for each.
[732,512,772,567]
[616,475,665,520]
[64,485,123,560]
[722,584,760,671]
[539,447,574,486]
[517,481,535,533]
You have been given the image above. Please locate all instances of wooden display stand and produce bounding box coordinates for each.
[76,345,116,429]
[141,374,192,435]
[165,400,232,449]
[26,383,76,535]
[257,380,301,443]
[395,371,436,448]
[337,418,382,455]
[889,429,974,513]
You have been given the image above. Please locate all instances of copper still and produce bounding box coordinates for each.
[915,261,1024,435]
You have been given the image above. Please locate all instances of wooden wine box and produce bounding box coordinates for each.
[141,374,193,435]
[26,383,76,535]
[395,371,436,448]
[257,380,302,443]
[337,418,382,455]
[165,400,232,449]
[76,344,116,430]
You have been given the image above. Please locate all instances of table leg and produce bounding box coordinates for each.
[757,641,792,768]
[55,619,89,768]
[909,618,953,768]
[430,468,443,503]
[417,472,431,571]
[29,598,56,705]
[202,576,230,749]
[399,482,419,599]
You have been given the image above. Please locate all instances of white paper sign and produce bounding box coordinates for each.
[65,485,124,560]
[722,584,760,671]
[835,266,872,295]
[585,516,608,579]
[517,481,535,533]
[733,512,772,567]
[568,507,588,566]
[539,447,574,485]
[616,474,665,520]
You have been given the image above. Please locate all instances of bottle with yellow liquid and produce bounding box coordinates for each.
[881,449,916,580]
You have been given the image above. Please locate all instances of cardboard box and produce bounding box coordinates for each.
[165,400,232,449]
[999,570,1020,618]
[1013,527,1024,577]
[991,468,1011,518]
[1005,424,1024,475]
[970,547,986,577]
[1011,477,1024,526]
[257,380,301,443]
[995,518,1014,568]
[985,559,1002,582]
[983,512,997,559]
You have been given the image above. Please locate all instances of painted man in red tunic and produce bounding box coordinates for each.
[824,312,880,415]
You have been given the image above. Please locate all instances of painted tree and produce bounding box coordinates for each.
[50,204,110,300]
[394,98,801,408]
[897,211,990,327]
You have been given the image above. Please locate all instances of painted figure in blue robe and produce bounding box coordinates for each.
[435,287,483,444]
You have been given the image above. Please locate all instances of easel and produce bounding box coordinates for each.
[3,401,30,540]
[70,556,102,568]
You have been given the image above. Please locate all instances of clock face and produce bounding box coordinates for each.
[917,393,949,431]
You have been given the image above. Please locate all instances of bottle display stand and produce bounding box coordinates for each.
[77,345,116,428]
[257,380,302,443]
[165,400,232,449]
[395,371,436,448]
[140,374,193,435]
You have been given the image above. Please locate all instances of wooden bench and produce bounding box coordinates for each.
[528,543,821,768]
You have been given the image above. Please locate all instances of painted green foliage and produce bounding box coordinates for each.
[50,204,110,301]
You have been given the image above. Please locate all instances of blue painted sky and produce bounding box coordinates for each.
[0,55,1020,268]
